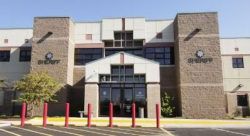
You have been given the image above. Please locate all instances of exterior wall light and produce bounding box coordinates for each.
[48,31,53,34]
[196,27,202,31]
[238,84,244,87]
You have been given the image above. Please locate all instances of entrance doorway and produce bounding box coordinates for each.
[112,88,133,117]
[99,84,147,117]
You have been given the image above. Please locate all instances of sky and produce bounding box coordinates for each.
[0,0,249,38]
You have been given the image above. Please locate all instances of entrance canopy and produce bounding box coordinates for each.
[85,52,160,83]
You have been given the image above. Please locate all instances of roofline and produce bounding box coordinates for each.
[102,17,145,19]
[0,28,33,30]
[34,16,71,18]
[85,51,160,65]
[177,12,218,15]
[146,19,174,21]
[220,37,250,39]
[75,21,102,23]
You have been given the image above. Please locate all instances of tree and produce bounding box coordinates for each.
[14,71,60,117]
[161,92,175,117]
[0,77,10,91]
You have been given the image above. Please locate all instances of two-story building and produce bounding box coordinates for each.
[0,12,249,118]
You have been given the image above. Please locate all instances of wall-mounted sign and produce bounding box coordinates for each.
[188,50,213,64]
[38,52,60,65]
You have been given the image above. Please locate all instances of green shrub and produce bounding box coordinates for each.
[161,92,175,117]
[13,115,20,118]
[0,114,8,119]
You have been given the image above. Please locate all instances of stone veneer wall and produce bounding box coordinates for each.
[71,67,85,116]
[174,13,226,118]
[147,84,161,118]
[30,17,75,116]
[84,84,99,117]
[225,93,237,115]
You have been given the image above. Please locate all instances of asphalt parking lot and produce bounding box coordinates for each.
[166,128,250,136]
[0,126,169,136]
[0,126,250,136]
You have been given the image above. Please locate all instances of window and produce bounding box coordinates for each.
[145,47,174,65]
[74,48,102,65]
[86,34,92,40]
[104,32,143,47]
[100,65,145,83]
[105,49,143,57]
[4,39,8,43]
[0,51,10,62]
[232,58,244,68]
[156,33,162,39]
[19,50,31,62]
[0,91,4,105]
[237,95,248,106]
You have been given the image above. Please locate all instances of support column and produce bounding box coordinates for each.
[147,84,161,118]
[174,12,226,118]
[84,84,99,118]
[225,93,237,115]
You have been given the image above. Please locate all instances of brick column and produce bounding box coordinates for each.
[30,17,75,116]
[174,12,226,118]
[147,84,161,118]
[225,93,237,115]
[84,84,99,118]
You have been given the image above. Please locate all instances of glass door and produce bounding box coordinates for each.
[99,84,147,117]
[123,88,133,117]
[111,88,121,116]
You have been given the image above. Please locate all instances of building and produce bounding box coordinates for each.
[0,12,249,118]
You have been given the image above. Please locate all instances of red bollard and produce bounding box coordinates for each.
[109,103,113,127]
[21,103,26,127]
[87,103,91,127]
[132,103,136,128]
[65,103,69,127]
[156,104,160,128]
[43,103,48,127]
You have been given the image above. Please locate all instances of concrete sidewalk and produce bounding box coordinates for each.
[7,117,250,128]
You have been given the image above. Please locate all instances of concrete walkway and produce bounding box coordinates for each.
[6,117,250,128]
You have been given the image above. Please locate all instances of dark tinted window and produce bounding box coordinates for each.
[0,51,10,62]
[232,58,244,68]
[237,95,248,106]
[75,48,102,65]
[105,49,143,57]
[19,50,31,62]
[100,65,145,83]
[145,47,174,65]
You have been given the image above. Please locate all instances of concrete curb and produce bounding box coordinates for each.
[9,117,250,128]
[0,123,11,127]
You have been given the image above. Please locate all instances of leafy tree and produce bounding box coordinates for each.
[0,77,10,91]
[161,92,175,117]
[14,71,60,117]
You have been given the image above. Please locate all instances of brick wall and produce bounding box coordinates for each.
[174,13,226,118]
[30,17,75,116]
[160,66,179,116]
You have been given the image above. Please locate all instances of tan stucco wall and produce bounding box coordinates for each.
[0,48,30,86]
[222,56,250,93]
